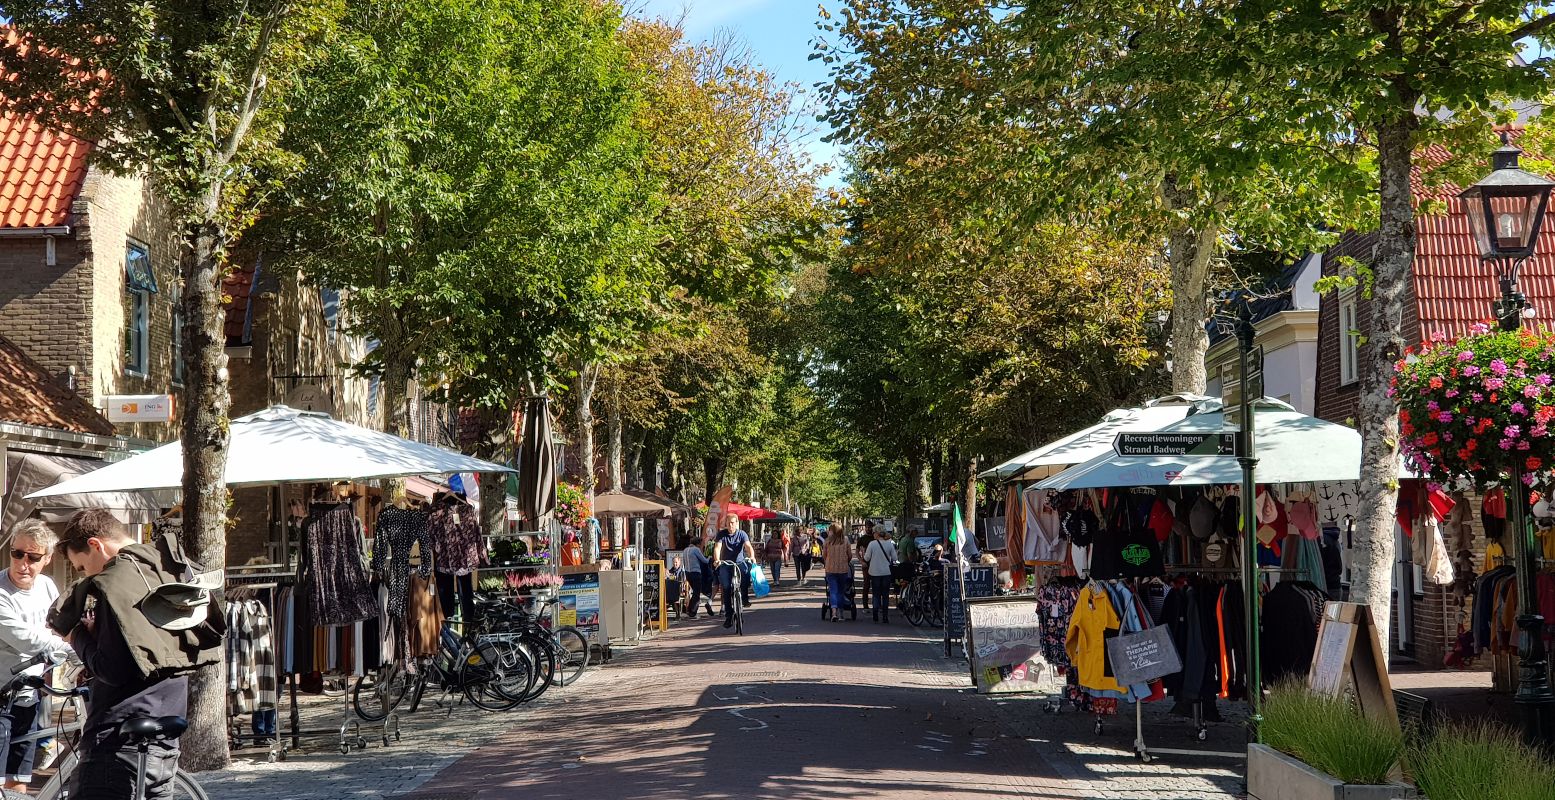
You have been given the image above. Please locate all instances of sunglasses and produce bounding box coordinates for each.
[9,550,44,564]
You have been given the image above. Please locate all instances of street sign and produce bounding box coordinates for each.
[1113,432,1237,457]
[104,394,175,423]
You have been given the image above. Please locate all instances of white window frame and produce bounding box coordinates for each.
[124,241,157,377]
[1338,290,1359,386]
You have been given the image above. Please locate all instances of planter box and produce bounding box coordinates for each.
[1247,744,1416,800]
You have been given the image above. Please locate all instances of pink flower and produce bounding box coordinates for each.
[1540,374,1554,386]
[1492,359,1510,375]
[1446,388,1459,398]
[1506,425,1523,438]
[1386,386,1397,398]
[1458,351,1476,362]
[1501,439,1516,450]
[1431,330,1448,343]
[1486,377,1507,390]
[1442,432,1454,441]
[1526,385,1543,398]
[1513,402,1529,415]
[1520,440,1533,450]
[1427,400,1440,412]
[1471,322,1492,334]
[1464,365,1481,377]
[1466,416,1477,425]
[1437,412,1454,423]
[1535,425,1550,438]
[1525,473,1538,486]
[1472,393,1485,402]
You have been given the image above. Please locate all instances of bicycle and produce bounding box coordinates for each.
[900,570,945,628]
[353,623,534,721]
[717,561,746,635]
[2,653,209,800]
[474,596,590,689]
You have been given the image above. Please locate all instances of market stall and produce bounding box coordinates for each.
[28,404,517,759]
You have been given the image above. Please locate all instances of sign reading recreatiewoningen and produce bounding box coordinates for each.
[1113,432,1237,457]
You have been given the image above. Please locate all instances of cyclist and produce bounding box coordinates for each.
[713,514,755,629]
[49,509,224,800]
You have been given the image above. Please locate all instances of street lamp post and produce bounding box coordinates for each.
[1459,135,1555,745]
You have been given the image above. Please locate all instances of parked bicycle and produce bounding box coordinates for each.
[473,596,590,691]
[900,570,945,628]
[353,622,534,722]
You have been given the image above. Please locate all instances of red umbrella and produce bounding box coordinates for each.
[725,502,775,520]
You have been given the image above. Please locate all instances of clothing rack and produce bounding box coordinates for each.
[224,572,289,763]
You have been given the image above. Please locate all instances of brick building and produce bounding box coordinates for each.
[1312,142,1555,668]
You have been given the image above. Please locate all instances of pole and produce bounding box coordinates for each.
[1498,263,1555,745]
[1236,307,1263,741]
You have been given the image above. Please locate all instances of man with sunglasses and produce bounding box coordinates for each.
[0,520,72,793]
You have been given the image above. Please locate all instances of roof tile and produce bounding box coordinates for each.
[0,111,89,229]
[0,334,114,436]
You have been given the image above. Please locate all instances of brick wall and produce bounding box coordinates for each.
[0,234,91,389]
[1313,231,1424,425]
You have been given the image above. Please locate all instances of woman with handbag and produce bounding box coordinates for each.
[863,528,899,623]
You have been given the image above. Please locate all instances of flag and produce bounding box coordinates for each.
[951,504,979,563]
[703,485,733,545]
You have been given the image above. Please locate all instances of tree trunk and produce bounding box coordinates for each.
[1161,176,1219,396]
[639,430,658,492]
[964,455,979,557]
[1350,110,1418,664]
[703,456,726,502]
[574,363,598,560]
[929,444,943,504]
[471,405,514,540]
[606,387,623,550]
[626,426,644,491]
[901,444,925,534]
[179,184,233,772]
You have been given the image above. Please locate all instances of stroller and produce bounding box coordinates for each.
[821,571,858,621]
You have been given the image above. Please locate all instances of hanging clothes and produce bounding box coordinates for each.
[1037,580,1080,668]
[1261,582,1325,683]
[428,495,486,575]
[372,506,433,619]
[1161,581,1218,703]
[303,501,379,626]
[1216,582,1248,701]
[407,573,443,658]
[1023,488,1067,563]
[1065,583,1125,695]
[1005,484,1028,588]
[225,598,278,716]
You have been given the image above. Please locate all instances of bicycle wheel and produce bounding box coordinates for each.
[459,641,529,712]
[172,770,211,800]
[512,634,553,702]
[352,666,411,722]
[554,627,589,686]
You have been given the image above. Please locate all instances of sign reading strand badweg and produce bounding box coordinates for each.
[1113,432,1237,457]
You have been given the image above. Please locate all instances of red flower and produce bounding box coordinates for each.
[1400,409,1412,422]
[1530,457,1545,471]
[1468,439,1480,451]
[1429,376,1445,389]
[1422,432,1440,446]
[1458,448,1472,460]
[1402,422,1416,436]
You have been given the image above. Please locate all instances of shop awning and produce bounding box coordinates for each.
[985,394,1216,483]
[1034,398,1362,490]
[27,404,515,497]
[593,489,690,519]
[2,451,167,529]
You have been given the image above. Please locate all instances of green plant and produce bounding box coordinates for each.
[1260,681,1403,785]
[1407,722,1555,800]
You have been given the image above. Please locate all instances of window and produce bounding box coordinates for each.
[124,242,156,375]
[1339,290,1359,386]
[170,286,184,385]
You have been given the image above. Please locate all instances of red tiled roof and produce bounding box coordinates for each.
[0,110,89,229]
[0,333,113,436]
[1410,130,1555,342]
[222,261,256,344]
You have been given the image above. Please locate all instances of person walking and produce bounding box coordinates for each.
[822,528,854,622]
[791,527,814,584]
[680,543,715,618]
[762,532,785,588]
[863,527,899,623]
[855,526,873,613]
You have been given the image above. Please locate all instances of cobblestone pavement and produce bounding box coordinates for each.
[396,580,1250,800]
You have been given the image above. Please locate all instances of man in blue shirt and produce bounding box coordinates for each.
[714,515,755,628]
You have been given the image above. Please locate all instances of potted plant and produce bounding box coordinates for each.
[1393,324,1555,489]
[1248,682,1413,799]
[1407,722,1555,800]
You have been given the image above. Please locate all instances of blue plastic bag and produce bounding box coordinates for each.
[749,564,771,598]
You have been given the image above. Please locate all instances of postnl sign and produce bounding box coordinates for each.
[105,394,175,423]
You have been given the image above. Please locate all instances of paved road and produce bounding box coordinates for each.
[405,579,1247,800]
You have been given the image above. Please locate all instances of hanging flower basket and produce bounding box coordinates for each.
[555,481,592,533]
[1393,324,1555,488]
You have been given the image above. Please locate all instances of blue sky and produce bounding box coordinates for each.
[633,0,843,186]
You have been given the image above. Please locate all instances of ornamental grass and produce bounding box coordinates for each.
[1260,680,1404,785]
[1406,721,1555,800]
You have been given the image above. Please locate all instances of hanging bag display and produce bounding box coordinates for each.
[1104,625,1183,686]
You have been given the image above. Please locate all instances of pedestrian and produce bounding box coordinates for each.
[0,520,71,793]
[791,526,814,584]
[822,528,854,622]
[763,531,785,587]
[50,509,224,800]
[713,514,755,629]
[863,526,899,623]
[855,526,873,612]
[680,543,715,619]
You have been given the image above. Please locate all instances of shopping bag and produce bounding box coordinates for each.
[1104,625,1181,686]
[750,564,772,598]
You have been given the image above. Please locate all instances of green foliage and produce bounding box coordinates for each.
[261,0,655,407]
[1261,681,1404,785]
[1407,722,1555,800]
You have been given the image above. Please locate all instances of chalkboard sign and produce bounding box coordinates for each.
[1104,626,1182,686]
[642,560,666,631]
[944,565,996,655]
[1309,602,1398,727]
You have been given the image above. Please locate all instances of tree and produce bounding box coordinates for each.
[1233,0,1555,658]
[0,0,332,769]
[816,0,1374,395]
